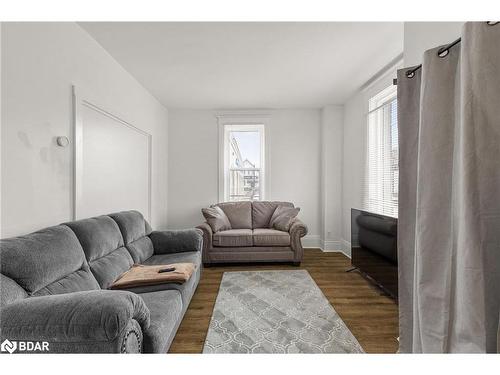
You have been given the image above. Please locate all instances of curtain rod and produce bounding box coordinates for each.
[393,21,499,85]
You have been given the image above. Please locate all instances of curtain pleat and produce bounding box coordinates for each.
[397,22,500,353]
[396,66,421,353]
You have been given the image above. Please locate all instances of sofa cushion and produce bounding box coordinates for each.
[109,211,154,263]
[202,206,232,232]
[140,289,183,353]
[109,211,152,243]
[270,206,300,232]
[0,225,100,297]
[127,237,155,264]
[65,216,133,289]
[252,201,294,229]
[0,274,28,307]
[127,252,201,306]
[252,228,291,247]
[213,229,253,247]
[216,202,252,229]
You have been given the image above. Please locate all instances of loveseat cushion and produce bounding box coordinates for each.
[216,202,252,229]
[252,201,294,229]
[213,229,253,247]
[0,225,100,297]
[270,206,300,232]
[202,206,232,232]
[109,211,154,263]
[140,289,183,353]
[252,228,291,247]
[64,216,133,289]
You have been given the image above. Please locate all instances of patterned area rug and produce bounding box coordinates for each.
[203,270,364,353]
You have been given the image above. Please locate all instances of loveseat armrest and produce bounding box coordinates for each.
[149,228,203,255]
[289,219,308,263]
[0,290,150,353]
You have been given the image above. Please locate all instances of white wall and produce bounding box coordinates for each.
[341,70,397,256]
[320,105,344,251]
[167,109,323,244]
[1,23,169,237]
[404,22,464,66]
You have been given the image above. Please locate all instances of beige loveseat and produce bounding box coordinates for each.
[197,201,308,265]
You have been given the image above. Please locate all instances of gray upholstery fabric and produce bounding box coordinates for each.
[64,216,133,289]
[289,219,308,262]
[252,201,293,229]
[127,236,154,264]
[207,249,296,263]
[0,210,202,353]
[140,290,183,353]
[149,229,203,254]
[213,229,253,247]
[0,290,150,353]
[270,206,300,232]
[253,228,291,247]
[109,210,152,244]
[202,206,232,232]
[0,274,28,307]
[0,225,100,296]
[109,211,154,263]
[143,251,201,267]
[136,252,201,306]
[199,202,307,264]
[216,201,252,229]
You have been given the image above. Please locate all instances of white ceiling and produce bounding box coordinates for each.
[80,22,403,109]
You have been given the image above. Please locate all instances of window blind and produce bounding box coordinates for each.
[364,86,398,218]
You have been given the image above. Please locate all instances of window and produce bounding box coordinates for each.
[364,85,398,218]
[220,123,265,202]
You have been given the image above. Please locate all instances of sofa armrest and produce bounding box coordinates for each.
[149,228,203,255]
[196,222,213,263]
[289,219,308,262]
[0,290,150,353]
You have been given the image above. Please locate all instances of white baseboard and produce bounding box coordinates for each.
[320,240,341,252]
[302,235,321,248]
[340,239,352,258]
[303,235,351,258]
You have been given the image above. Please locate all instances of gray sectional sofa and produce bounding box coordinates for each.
[0,211,202,353]
[198,201,307,265]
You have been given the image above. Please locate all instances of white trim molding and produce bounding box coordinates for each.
[340,239,352,258]
[72,86,152,222]
[302,235,322,249]
[303,235,350,258]
[321,239,342,252]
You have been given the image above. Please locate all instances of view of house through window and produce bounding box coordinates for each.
[225,124,264,201]
[364,85,398,218]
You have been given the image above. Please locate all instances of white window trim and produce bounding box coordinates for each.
[216,114,270,203]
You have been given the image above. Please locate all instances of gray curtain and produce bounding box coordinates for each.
[397,22,500,353]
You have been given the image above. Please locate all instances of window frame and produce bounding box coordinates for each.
[364,85,399,218]
[217,114,270,203]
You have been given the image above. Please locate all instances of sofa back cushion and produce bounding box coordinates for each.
[252,201,294,229]
[109,211,154,263]
[64,216,133,289]
[0,225,100,297]
[215,202,252,229]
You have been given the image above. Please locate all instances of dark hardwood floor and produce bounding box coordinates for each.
[169,248,399,353]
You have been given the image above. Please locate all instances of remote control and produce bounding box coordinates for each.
[158,267,176,273]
